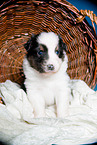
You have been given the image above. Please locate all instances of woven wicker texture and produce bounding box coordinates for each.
[0,0,97,88]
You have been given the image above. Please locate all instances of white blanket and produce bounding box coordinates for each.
[0,80,97,145]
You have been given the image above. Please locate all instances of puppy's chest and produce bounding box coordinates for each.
[43,86,55,105]
[26,78,58,105]
[38,80,57,105]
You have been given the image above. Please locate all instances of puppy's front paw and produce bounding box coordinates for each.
[56,104,69,118]
[57,110,69,118]
[34,111,46,118]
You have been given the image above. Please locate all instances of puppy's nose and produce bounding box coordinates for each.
[47,64,54,70]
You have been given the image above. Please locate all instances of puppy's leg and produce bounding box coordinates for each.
[56,89,70,118]
[27,91,45,118]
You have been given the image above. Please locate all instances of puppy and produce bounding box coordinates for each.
[23,32,71,118]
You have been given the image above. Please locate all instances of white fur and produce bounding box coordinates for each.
[23,32,71,118]
[37,32,59,49]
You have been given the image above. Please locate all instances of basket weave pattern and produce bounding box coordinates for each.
[0,0,97,88]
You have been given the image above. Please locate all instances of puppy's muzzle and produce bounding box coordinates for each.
[47,64,54,71]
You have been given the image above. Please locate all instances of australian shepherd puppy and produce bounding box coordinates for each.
[23,32,71,118]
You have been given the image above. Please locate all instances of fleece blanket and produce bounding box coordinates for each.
[0,80,97,145]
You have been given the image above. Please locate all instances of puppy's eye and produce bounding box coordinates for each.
[55,46,60,55]
[37,50,43,56]
[55,50,59,55]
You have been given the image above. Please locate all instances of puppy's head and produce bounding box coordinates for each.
[24,32,67,74]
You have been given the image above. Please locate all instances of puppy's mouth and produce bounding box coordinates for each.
[43,64,61,74]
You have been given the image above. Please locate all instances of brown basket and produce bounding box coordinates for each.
[0,0,97,89]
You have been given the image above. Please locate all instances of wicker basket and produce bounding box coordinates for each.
[0,0,97,89]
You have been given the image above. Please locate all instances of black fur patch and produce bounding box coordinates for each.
[24,34,48,73]
[58,36,67,60]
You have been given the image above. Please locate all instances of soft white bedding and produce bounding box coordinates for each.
[0,80,97,145]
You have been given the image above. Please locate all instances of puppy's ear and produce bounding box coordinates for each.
[59,36,67,52]
[24,40,30,52]
[24,34,36,52]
